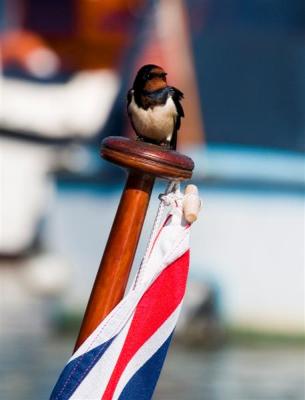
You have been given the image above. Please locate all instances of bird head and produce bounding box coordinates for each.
[133,64,167,92]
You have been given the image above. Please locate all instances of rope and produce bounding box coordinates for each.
[132,180,179,290]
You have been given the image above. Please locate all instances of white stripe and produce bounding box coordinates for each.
[70,316,133,400]
[135,211,190,288]
[113,303,183,400]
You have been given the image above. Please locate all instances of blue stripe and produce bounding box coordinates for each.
[50,337,114,400]
[119,333,173,400]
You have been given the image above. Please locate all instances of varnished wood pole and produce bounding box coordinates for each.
[74,137,194,351]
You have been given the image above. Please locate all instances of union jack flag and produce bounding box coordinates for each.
[51,196,190,400]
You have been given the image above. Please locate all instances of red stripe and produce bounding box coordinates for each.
[102,250,189,399]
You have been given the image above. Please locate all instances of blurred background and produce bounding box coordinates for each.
[0,0,304,399]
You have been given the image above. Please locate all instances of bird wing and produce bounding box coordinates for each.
[168,87,184,150]
[126,89,139,136]
[169,87,184,118]
[127,89,133,114]
[169,86,184,133]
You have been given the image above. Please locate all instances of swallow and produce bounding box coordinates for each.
[127,64,184,150]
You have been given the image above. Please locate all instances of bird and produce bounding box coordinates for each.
[127,64,184,150]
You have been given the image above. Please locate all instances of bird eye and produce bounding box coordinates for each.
[146,73,152,79]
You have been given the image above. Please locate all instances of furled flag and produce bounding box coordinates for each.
[51,187,192,400]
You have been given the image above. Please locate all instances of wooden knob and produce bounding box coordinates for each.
[101,136,194,180]
[183,184,201,223]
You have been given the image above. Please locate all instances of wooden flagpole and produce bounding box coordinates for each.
[74,136,194,351]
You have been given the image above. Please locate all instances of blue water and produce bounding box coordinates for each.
[0,333,303,400]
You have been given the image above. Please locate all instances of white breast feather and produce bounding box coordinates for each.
[128,94,178,142]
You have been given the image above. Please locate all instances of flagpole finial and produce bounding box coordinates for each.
[101,136,194,180]
[74,136,194,351]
